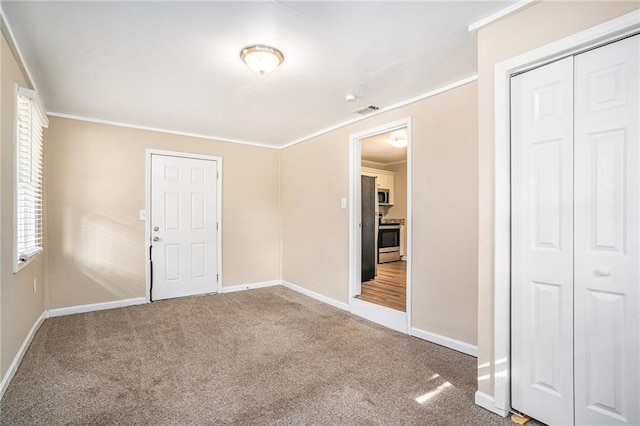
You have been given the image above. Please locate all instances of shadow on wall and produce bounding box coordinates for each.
[61,206,145,300]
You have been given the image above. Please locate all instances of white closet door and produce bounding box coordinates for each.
[574,35,639,426]
[511,57,575,426]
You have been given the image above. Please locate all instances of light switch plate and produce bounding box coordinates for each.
[139,210,147,221]
[341,198,347,209]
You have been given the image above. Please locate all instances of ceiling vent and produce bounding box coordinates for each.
[352,105,380,114]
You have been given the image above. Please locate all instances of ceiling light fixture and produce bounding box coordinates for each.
[389,136,408,148]
[240,45,284,75]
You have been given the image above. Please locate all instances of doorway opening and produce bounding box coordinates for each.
[359,130,408,311]
[349,118,412,333]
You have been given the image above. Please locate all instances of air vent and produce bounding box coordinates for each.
[352,105,380,114]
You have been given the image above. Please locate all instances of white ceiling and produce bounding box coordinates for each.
[362,129,407,164]
[1,1,513,148]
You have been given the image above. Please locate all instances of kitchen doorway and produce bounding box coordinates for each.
[349,118,412,333]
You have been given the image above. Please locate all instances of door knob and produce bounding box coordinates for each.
[153,236,160,242]
[153,226,159,232]
[594,269,611,277]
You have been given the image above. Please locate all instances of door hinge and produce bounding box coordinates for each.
[216,223,219,231]
[216,170,219,179]
[216,274,219,282]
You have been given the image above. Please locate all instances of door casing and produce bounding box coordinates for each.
[348,117,412,334]
[489,10,640,417]
[145,149,223,301]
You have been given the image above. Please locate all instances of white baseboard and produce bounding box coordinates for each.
[221,280,280,294]
[47,297,148,318]
[475,391,509,417]
[0,311,47,400]
[410,327,478,357]
[281,280,349,311]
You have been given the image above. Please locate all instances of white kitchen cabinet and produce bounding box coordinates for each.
[385,175,395,205]
[361,167,396,205]
[377,174,388,189]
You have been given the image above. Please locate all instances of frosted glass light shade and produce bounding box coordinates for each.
[240,45,284,75]
[389,136,408,148]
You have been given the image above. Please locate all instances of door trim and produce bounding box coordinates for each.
[491,10,640,415]
[145,149,223,302]
[348,117,412,333]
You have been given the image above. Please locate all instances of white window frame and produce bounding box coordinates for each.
[13,84,48,273]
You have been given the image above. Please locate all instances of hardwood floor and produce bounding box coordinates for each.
[358,261,406,312]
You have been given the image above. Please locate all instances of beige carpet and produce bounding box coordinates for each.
[1,286,518,425]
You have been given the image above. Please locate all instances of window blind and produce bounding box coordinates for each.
[15,85,48,268]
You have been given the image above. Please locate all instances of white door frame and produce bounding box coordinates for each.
[145,149,223,302]
[348,117,412,334]
[491,11,640,416]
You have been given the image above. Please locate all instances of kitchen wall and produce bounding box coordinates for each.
[45,117,281,309]
[0,33,47,381]
[282,81,478,346]
[476,0,640,397]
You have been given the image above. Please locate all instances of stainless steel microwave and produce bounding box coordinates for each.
[378,190,390,205]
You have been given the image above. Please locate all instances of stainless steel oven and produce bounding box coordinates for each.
[378,224,401,263]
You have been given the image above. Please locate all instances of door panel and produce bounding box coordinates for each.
[531,281,562,396]
[532,138,562,249]
[151,154,218,300]
[511,56,575,426]
[574,35,639,426]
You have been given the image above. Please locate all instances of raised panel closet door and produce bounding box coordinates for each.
[574,35,640,426]
[511,56,575,426]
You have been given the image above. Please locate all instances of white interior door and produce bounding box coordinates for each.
[151,154,219,300]
[574,35,639,426]
[511,56,575,426]
[512,35,639,426]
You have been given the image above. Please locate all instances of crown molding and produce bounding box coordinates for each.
[0,5,40,95]
[468,0,537,32]
[47,112,280,150]
[281,75,478,150]
[50,75,477,151]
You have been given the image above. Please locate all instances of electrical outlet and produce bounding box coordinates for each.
[33,278,37,293]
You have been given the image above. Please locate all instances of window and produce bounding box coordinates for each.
[14,85,48,272]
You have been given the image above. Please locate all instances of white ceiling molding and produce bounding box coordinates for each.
[361,160,388,168]
[363,159,408,167]
[50,74,478,152]
[384,160,408,167]
[46,111,279,150]
[0,4,40,102]
[468,0,537,32]
[281,75,478,150]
